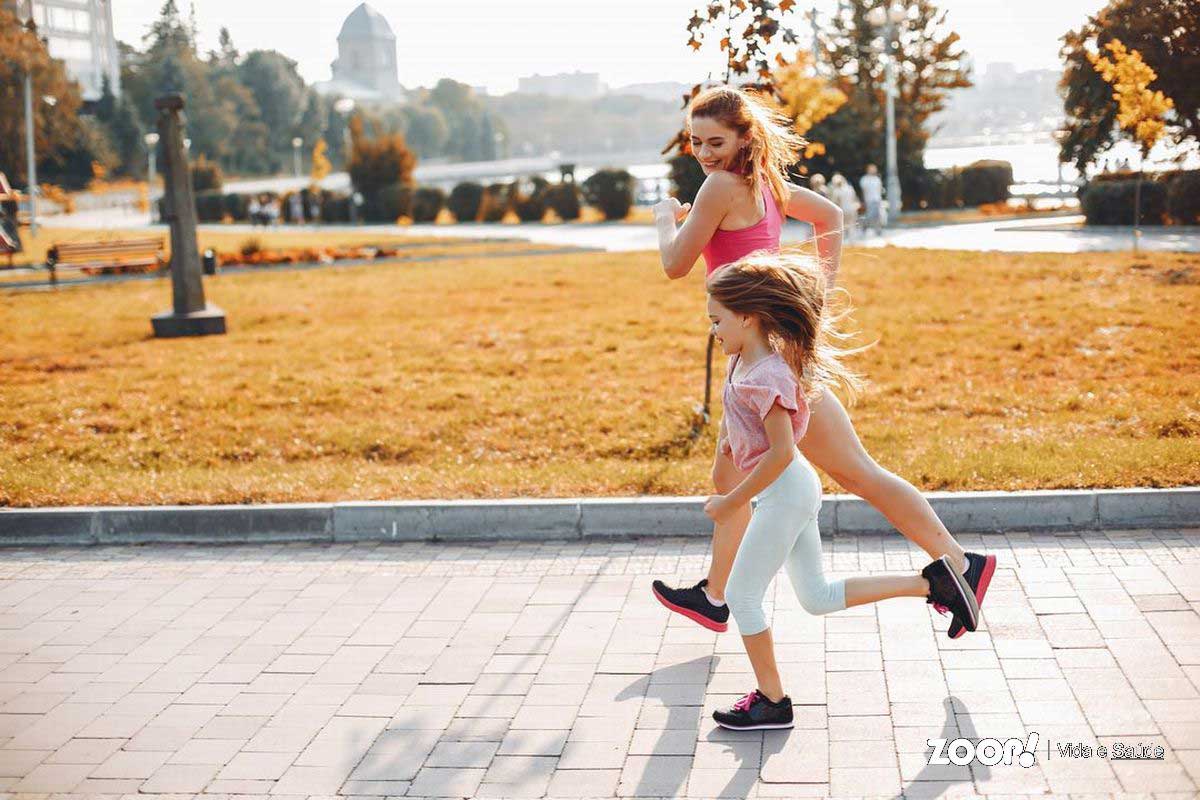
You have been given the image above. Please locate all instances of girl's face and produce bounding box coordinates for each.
[689,116,749,174]
[706,294,753,355]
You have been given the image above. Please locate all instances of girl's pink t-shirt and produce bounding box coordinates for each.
[720,352,810,472]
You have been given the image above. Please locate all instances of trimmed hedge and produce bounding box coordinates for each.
[412,186,446,223]
[543,182,581,221]
[190,156,224,192]
[1079,176,1168,225]
[960,160,1012,206]
[512,177,550,222]
[365,182,413,222]
[903,161,1012,210]
[320,190,351,223]
[1166,170,1200,225]
[448,182,484,222]
[668,154,706,206]
[583,168,635,220]
[479,183,512,223]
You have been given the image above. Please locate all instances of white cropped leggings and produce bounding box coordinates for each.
[725,449,847,636]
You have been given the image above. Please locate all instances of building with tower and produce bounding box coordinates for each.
[314,2,405,103]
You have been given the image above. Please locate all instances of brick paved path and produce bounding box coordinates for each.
[1,529,1198,798]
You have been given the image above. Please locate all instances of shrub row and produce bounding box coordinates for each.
[903,160,1013,210]
[177,168,635,225]
[1078,170,1200,226]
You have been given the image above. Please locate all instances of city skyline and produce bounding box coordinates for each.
[108,0,1109,95]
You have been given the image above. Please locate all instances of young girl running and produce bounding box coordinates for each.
[703,253,978,730]
[650,85,996,640]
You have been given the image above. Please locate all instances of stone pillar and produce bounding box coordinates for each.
[151,93,226,338]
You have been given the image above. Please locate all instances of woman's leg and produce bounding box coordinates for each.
[798,387,967,571]
[784,515,931,609]
[704,449,752,601]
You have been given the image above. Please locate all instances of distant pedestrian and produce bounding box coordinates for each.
[829,173,860,241]
[808,173,830,200]
[859,164,885,236]
[248,195,262,226]
[288,192,303,224]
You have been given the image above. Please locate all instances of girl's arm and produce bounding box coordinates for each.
[721,404,796,509]
[655,172,737,280]
[783,181,843,285]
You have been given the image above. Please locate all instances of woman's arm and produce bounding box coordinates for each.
[720,405,795,510]
[654,172,737,280]
[784,181,843,285]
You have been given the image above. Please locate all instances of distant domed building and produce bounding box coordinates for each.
[314,2,404,102]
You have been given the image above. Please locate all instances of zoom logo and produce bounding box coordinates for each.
[928,732,1039,768]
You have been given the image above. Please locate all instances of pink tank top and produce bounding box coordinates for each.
[702,184,783,276]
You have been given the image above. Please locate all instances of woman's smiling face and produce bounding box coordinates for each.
[689,115,748,174]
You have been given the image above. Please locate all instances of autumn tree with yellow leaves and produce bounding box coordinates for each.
[310,138,332,185]
[1087,39,1175,249]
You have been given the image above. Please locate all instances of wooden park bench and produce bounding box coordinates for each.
[46,237,165,285]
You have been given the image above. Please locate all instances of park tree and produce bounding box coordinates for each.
[95,75,145,177]
[805,0,971,195]
[1088,39,1175,248]
[772,51,848,160]
[665,0,802,156]
[0,6,95,187]
[1059,0,1199,172]
[346,114,417,199]
[121,0,238,168]
[429,78,487,161]
[398,104,449,159]
[310,138,331,183]
[238,50,308,164]
[200,28,271,174]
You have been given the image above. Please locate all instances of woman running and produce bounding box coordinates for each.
[650,85,995,640]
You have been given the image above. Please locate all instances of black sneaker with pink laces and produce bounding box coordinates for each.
[922,555,979,633]
[712,690,794,731]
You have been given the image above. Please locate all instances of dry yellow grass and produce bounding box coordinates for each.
[1,247,1197,506]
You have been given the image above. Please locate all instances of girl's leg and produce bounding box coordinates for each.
[724,496,805,703]
[798,387,967,571]
[704,449,752,601]
[741,627,784,703]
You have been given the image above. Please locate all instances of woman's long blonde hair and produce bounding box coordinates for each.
[688,85,805,211]
[707,251,864,403]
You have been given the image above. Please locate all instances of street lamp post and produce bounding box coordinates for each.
[145,132,160,222]
[291,137,303,179]
[24,71,37,235]
[333,97,355,168]
[868,4,905,221]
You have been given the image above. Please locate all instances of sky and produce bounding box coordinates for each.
[110,0,1111,94]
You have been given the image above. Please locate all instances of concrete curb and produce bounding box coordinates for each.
[1,487,1196,546]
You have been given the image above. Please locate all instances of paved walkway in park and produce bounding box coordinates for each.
[41,208,1200,254]
[1,529,1199,798]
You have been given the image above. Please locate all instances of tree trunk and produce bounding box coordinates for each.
[1133,170,1142,254]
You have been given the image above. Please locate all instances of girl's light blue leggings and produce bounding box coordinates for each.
[725,449,847,636]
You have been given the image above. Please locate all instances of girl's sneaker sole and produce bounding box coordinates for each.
[652,586,728,632]
[714,720,795,731]
[951,554,997,639]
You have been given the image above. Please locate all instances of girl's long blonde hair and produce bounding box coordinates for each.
[687,85,805,211]
[707,251,864,404]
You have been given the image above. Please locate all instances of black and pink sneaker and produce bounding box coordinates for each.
[651,578,729,632]
[947,553,997,639]
[923,555,979,633]
[713,690,794,731]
